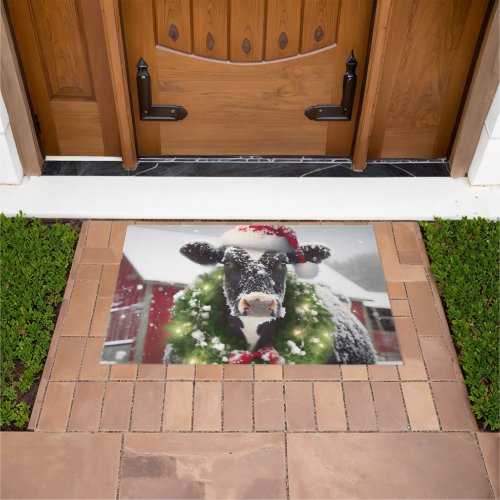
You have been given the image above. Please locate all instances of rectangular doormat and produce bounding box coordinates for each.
[101,224,401,365]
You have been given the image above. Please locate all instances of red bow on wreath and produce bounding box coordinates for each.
[229,347,280,364]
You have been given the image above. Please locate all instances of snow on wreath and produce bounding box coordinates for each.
[163,225,376,365]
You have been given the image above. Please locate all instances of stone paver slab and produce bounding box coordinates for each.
[406,281,445,336]
[371,222,426,282]
[224,364,253,380]
[402,382,440,431]
[285,382,315,431]
[420,336,457,380]
[167,364,195,380]
[137,364,166,380]
[131,381,165,431]
[284,364,340,380]
[255,364,283,380]
[76,264,102,281]
[196,364,223,380]
[163,381,193,431]
[431,382,476,431]
[79,336,110,380]
[120,433,286,499]
[254,382,285,431]
[37,381,75,431]
[288,433,492,499]
[477,432,499,499]
[1,433,121,499]
[314,382,347,431]
[68,381,105,431]
[85,220,112,247]
[395,317,427,380]
[98,264,120,298]
[341,365,368,381]
[343,382,377,431]
[50,337,86,380]
[372,381,408,431]
[368,364,399,381]
[223,381,253,431]
[89,297,113,337]
[390,299,411,316]
[100,381,133,431]
[110,363,137,380]
[386,281,406,299]
[81,247,118,265]
[61,280,98,336]
[193,382,222,431]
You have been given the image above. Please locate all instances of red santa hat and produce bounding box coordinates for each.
[220,225,319,279]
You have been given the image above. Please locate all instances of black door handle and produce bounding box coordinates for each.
[305,51,357,121]
[136,58,188,121]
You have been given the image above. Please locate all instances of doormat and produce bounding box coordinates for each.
[101,224,401,365]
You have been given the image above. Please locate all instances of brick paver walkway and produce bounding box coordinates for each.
[2,221,498,499]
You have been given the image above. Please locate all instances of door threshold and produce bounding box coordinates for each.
[41,157,450,178]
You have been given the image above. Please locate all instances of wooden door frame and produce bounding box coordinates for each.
[449,0,499,178]
[3,0,496,175]
[352,0,393,171]
[100,0,137,169]
[1,2,43,176]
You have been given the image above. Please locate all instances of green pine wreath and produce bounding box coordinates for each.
[164,267,335,364]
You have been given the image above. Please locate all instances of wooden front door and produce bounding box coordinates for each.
[6,0,121,156]
[122,0,373,156]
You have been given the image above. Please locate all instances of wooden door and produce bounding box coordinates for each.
[6,0,121,156]
[122,0,373,156]
[368,0,490,159]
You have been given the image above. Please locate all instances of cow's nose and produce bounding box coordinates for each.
[238,293,278,316]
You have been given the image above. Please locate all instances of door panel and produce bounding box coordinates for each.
[229,0,266,63]
[368,0,489,158]
[301,0,341,54]
[265,0,302,60]
[157,47,333,155]
[122,0,373,156]
[29,0,93,99]
[6,0,120,156]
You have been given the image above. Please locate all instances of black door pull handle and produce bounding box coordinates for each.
[136,58,188,121]
[305,51,357,121]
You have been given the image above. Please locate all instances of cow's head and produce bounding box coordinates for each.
[180,241,331,318]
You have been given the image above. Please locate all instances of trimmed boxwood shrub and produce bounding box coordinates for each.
[1,214,79,429]
[420,218,499,430]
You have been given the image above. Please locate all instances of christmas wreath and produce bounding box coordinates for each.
[164,267,336,364]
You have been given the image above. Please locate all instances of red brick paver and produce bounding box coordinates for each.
[6,220,496,500]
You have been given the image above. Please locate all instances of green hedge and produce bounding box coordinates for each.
[1,215,79,429]
[420,218,499,430]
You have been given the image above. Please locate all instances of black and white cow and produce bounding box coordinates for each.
[179,239,376,364]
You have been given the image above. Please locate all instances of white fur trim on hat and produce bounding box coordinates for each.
[221,226,294,252]
[294,261,319,279]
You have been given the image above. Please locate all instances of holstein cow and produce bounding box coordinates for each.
[178,225,376,364]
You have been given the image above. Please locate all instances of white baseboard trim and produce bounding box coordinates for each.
[44,156,123,162]
[0,176,499,220]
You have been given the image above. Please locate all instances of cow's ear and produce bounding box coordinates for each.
[298,244,331,263]
[180,242,224,265]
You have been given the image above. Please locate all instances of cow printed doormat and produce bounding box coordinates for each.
[101,225,401,365]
